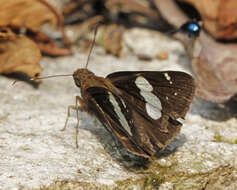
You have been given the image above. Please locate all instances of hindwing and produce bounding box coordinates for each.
[85,71,195,157]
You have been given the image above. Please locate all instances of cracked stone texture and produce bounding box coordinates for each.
[0,28,237,190]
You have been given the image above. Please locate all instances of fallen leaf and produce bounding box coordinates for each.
[0,0,60,31]
[0,27,16,40]
[63,0,88,16]
[218,0,237,39]
[0,0,71,56]
[192,32,237,103]
[105,0,159,20]
[0,28,42,78]
[28,31,72,56]
[178,0,237,39]
[65,16,104,43]
[219,0,237,27]
[97,24,125,57]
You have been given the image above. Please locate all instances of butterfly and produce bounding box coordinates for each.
[63,68,195,158]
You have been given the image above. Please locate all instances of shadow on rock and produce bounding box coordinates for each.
[81,116,187,171]
[190,97,237,121]
[2,72,40,88]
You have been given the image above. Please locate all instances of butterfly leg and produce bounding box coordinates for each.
[61,105,78,131]
[61,96,86,148]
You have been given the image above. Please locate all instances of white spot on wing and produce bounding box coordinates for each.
[108,92,132,136]
[121,99,127,108]
[164,73,173,84]
[135,76,153,91]
[177,118,184,123]
[135,76,162,120]
[164,73,171,81]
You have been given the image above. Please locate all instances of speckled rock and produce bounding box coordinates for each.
[123,28,185,59]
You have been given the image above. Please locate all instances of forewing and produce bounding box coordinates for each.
[106,71,195,120]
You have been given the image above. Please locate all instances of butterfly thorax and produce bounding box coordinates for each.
[73,68,121,98]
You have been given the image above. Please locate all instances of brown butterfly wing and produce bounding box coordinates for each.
[86,87,153,158]
[106,71,195,149]
[107,71,195,120]
[85,71,195,157]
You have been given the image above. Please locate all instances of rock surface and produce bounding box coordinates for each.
[0,29,237,190]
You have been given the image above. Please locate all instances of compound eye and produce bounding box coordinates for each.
[74,79,81,87]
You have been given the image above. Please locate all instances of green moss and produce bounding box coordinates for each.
[114,158,176,189]
[114,158,234,190]
[213,133,237,144]
[114,175,162,190]
[39,180,110,190]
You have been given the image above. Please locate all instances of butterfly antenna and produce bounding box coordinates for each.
[85,22,101,69]
[12,74,73,85]
[30,74,73,81]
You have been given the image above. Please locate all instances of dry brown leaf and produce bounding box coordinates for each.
[0,0,60,31]
[218,0,237,39]
[178,0,237,39]
[0,0,72,56]
[29,31,73,56]
[105,0,159,20]
[63,0,88,16]
[0,27,16,40]
[192,32,237,103]
[65,16,104,43]
[0,29,42,78]
[219,0,237,27]
[97,24,125,57]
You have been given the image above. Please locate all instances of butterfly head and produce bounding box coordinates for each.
[73,68,94,88]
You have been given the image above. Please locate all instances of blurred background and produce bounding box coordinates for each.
[1,0,237,103]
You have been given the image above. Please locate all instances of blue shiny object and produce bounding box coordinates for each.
[179,21,201,37]
[188,23,199,32]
